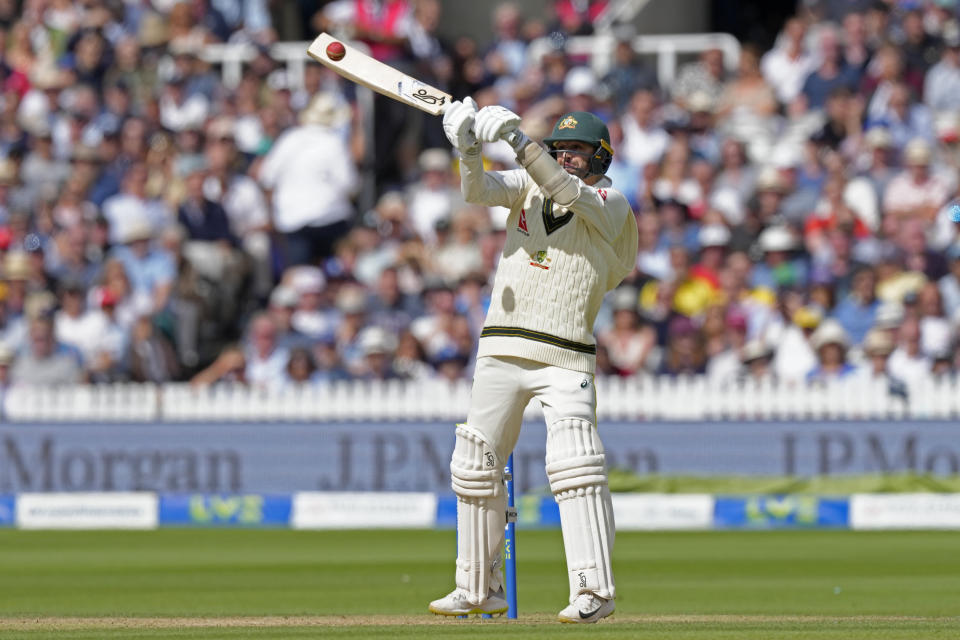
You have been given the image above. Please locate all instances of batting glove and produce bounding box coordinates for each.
[474,106,521,144]
[442,97,479,155]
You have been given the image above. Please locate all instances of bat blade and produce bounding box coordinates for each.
[306,33,451,116]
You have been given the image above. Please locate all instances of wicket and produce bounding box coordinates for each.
[504,452,518,619]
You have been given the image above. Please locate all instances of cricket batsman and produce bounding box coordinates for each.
[428,99,638,623]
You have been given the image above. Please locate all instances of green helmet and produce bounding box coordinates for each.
[543,111,614,176]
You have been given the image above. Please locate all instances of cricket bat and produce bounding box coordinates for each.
[306,33,452,115]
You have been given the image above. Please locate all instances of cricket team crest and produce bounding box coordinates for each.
[529,250,551,270]
[557,115,579,130]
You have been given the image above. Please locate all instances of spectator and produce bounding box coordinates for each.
[806,318,855,383]
[887,315,932,387]
[127,314,181,383]
[761,17,815,105]
[110,217,176,315]
[673,48,728,111]
[242,312,289,388]
[658,315,706,376]
[802,26,861,111]
[280,346,317,387]
[620,89,670,170]
[740,339,776,384]
[924,26,960,113]
[601,26,659,114]
[10,315,83,386]
[355,325,400,381]
[851,327,904,390]
[832,265,879,345]
[258,92,359,266]
[882,138,953,222]
[597,287,656,376]
[405,148,464,246]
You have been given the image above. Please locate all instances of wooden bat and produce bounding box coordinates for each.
[306,33,452,115]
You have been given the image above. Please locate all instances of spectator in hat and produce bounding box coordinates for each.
[563,65,603,116]
[10,315,83,386]
[850,328,905,390]
[355,325,400,381]
[806,318,855,383]
[258,91,359,266]
[333,284,370,375]
[750,225,809,291]
[287,266,335,340]
[832,265,879,345]
[109,214,176,315]
[266,284,310,350]
[739,339,776,384]
[433,206,485,286]
[692,223,730,288]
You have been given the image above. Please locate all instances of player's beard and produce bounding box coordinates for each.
[562,162,589,180]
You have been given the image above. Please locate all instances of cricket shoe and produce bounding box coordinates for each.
[429,587,508,616]
[557,593,615,623]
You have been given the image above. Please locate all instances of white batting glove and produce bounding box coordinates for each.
[442,97,479,154]
[474,105,521,144]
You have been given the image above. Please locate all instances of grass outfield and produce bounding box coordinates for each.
[0,529,957,639]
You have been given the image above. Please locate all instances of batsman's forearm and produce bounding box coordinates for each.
[515,139,580,208]
[458,149,493,203]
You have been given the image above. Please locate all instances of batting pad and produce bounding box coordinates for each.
[546,417,616,602]
[451,424,507,604]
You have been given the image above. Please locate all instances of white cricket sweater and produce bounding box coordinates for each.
[459,151,638,373]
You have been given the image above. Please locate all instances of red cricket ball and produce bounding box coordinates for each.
[326,41,346,62]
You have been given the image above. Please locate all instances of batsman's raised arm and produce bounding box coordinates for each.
[442,99,527,208]
[471,104,630,244]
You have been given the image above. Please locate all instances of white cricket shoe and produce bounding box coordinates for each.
[429,587,508,616]
[557,593,615,623]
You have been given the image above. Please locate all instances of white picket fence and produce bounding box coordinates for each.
[1,376,957,422]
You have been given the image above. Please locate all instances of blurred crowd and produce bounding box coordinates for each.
[0,0,959,392]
